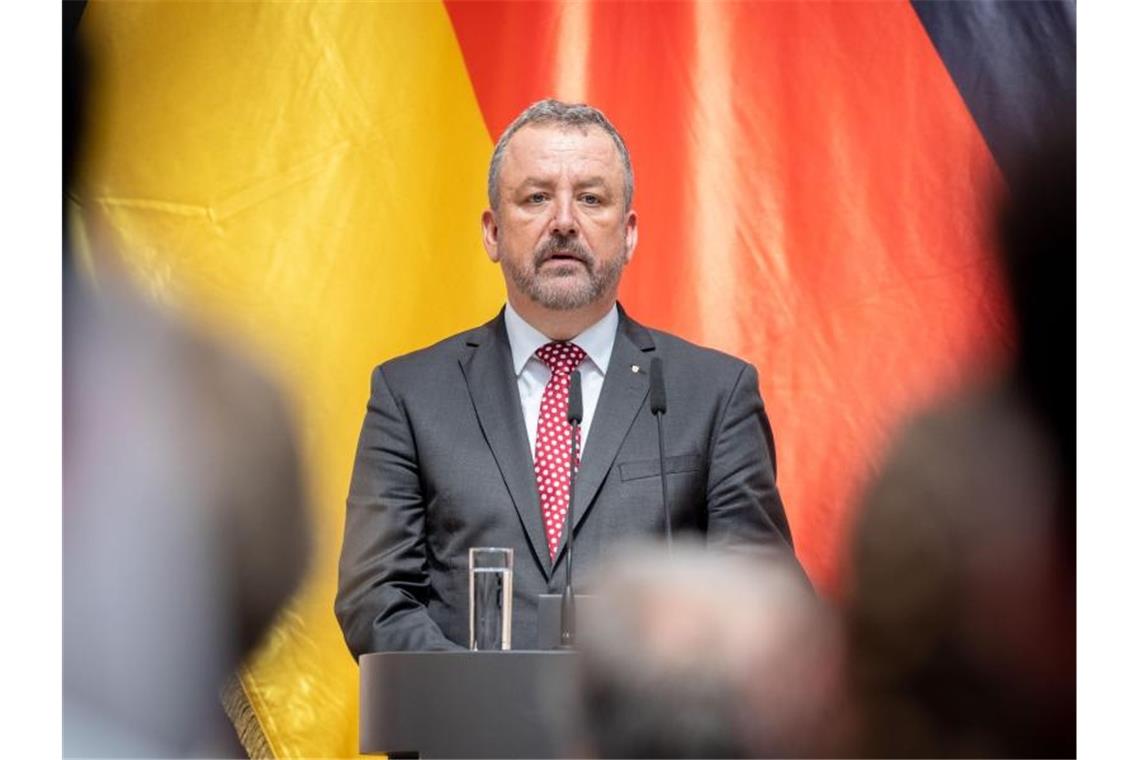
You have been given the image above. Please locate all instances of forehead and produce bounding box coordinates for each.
[501,124,622,181]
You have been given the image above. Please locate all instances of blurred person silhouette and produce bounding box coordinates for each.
[63,12,310,757]
[842,123,1075,758]
[568,542,844,758]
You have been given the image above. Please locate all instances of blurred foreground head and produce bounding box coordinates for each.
[998,125,1076,477]
[844,125,1075,757]
[64,277,312,757]
[573,542,843,758]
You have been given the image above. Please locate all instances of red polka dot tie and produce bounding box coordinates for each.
[533,341,588,560]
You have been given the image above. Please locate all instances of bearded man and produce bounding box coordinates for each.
[335,99,800,654]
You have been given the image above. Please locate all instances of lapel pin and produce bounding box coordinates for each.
[631,364,640,373]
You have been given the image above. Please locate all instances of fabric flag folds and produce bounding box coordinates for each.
[73,1,1069,756]
[77,3,502,755]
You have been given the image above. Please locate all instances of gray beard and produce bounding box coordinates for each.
[502,237,626,311]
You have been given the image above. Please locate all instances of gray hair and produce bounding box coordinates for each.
[568,541,826,758]
[487,98,634,213]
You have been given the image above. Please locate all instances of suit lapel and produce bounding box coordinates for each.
[554,307,654,566]
[459,311,552,580]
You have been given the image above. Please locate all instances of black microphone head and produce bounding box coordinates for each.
[649,357,667,415]
[568,369,584,424]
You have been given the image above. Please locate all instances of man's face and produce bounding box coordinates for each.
[482,124,638,311]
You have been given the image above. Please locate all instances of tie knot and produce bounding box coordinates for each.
[535,341,586,375]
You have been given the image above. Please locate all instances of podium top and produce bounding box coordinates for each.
[359,651,579,758]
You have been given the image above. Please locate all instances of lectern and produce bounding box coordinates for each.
[359,651,579,758]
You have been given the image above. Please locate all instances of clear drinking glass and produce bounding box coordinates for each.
[468,547,513,650]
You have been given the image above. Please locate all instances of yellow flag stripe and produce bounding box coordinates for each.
[78,1,502,755]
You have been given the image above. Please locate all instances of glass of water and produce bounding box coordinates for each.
[468,547,513,650]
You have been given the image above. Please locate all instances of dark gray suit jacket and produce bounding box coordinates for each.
[335,305,797,655]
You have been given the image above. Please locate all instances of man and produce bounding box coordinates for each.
[336,99,798,654]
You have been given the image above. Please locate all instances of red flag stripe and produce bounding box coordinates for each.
[445,1,1009,590]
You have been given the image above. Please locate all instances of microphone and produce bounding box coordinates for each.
[568,368,584,424]
[649,358,672,547]
[561,369,583,648]
[649,357,667,415]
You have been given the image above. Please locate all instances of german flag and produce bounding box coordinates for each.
[73,2,1074,755]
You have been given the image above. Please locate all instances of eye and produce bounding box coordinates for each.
[581,194,600,205]
[528,192,548,204]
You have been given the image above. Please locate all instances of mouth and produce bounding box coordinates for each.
[538,244,591,267]
[544,252,584,264]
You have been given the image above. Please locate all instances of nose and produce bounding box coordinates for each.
[549,193,578,237]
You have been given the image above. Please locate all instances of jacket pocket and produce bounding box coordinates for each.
[619,454,703,482]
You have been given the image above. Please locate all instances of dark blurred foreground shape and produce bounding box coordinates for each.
[564,122,1074,755]
[63,10,310,756]
[571,542,846,758]
[843,125,1075,758]
[64,277,311,757]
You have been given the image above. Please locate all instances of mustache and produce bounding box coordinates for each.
[535,236,593,268]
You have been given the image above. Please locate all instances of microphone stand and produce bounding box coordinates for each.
[650,358,673,549]
[655,411,672,548]
[561,370,583,648]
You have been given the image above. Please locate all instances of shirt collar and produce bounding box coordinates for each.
[503,302,619,377]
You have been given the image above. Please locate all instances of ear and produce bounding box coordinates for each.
[481,209,500,263]
[623,209,639,264]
